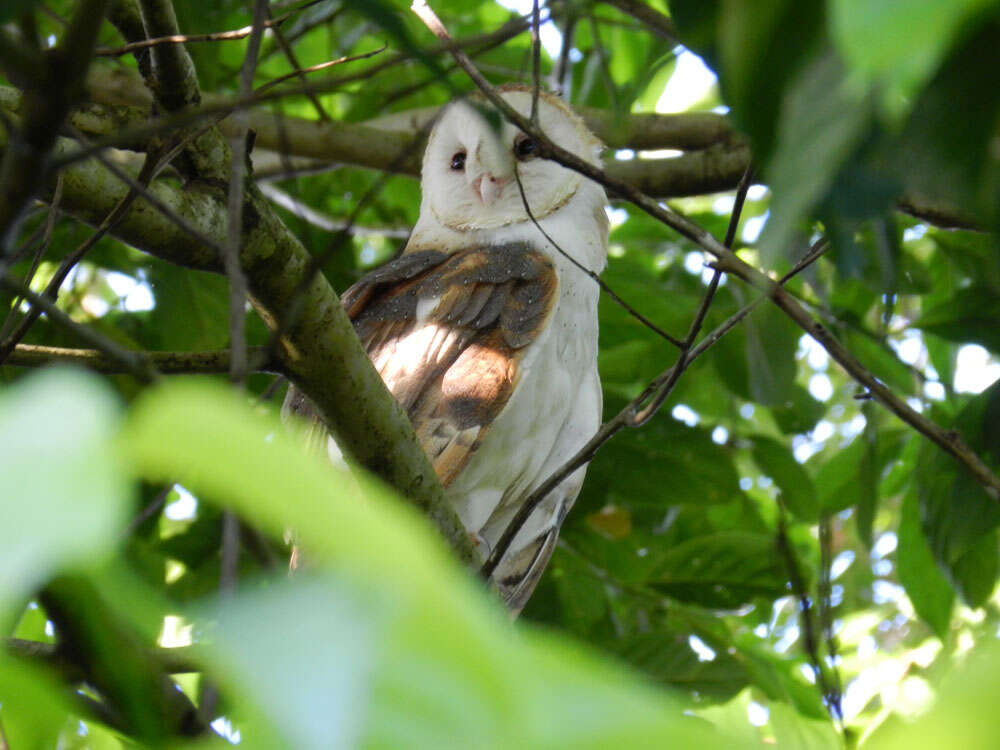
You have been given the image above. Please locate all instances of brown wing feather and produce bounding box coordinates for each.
[346,243,558,486]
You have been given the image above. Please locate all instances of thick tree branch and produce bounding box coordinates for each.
[135,0,201,111]
[75,71,976,226]
[0,126,478,565]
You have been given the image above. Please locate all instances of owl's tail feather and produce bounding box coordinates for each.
[494,527,560,616]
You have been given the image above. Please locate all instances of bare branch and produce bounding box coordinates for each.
[4,343,277,374]
[0,0,113,250]
[97,3,313,57]
[485,166,754,577]
[136,0,202,111]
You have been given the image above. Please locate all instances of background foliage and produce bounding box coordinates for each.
[1,0,999,747]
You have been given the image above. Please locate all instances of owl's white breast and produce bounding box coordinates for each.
[442,180,608,552]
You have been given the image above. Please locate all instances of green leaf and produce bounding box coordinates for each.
[0,655,77,748]
[0,369,129,618]
[712,303,799,406]
[123,381,724,748]
[583,409,742,510]
[890,19,1000,225]
[716,0,826,160]
[197,576,380,749]
[870,643,1000,750]
[752,437,819,522]
[611,630,750,702]
[916,383,1000,605]
[147,264,230,350]
[830,0,996,105]
[916,284,1000,354]
[949,529,999,608]
[814,435,874,514]
[0,0,40,23]
[759,52,874,264]
[770,384,825,434]
[767,700,841,750]
[897,491,953,638]
[647,532,788,608]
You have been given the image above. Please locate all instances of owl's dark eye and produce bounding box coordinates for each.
[450,151,466,170]
[514,136,537,161]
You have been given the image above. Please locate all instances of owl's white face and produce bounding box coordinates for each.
[420,88,602,231]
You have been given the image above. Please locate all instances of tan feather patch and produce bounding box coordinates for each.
[344,243,557,486]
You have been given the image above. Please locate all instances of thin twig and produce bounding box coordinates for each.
[0,277,158,382]
[776,503,845,730]
[530,0,541,125]
[265,4,331,120]
[513,170,684,348]
[253,45,388,97]
[818,514,845,720]
[0,174,63,338]
[4,343,276,373]
[223,0,269,386]
[95,1,322,57]
[122,483,175,538]
[484,166,755,578]
[0,146,166,365]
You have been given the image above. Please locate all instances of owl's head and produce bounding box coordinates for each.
[420,86,603,231]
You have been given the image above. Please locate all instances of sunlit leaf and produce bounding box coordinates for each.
[897,491,953,638]
[0,370,129,618]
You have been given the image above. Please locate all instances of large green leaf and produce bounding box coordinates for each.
[582,408,742,511]
[146,264,231,350]
[916,383,1000,605]
[752,437,819,522]
[646,532,787,608]
[123,381,727,748]
[890,18,1000,226]
[712,303,800,406]
[0,369,129,618]
[829,0,994,104]
[758,51,874,265]
[871,644,1000,749]
[916,284,1000,354]
[897,491,953,638]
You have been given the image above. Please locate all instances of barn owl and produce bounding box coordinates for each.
[286,85,608,611]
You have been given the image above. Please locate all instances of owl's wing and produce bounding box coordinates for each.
[342,242,558,486]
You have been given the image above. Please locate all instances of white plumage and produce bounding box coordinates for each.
[288,87,608,611]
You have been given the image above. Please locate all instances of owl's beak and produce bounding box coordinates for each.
[471,173,511,206]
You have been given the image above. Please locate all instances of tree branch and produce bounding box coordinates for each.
[3,344,277,374]
[0,127,479,566]
[0,0,113,249]
[76,71,977,226]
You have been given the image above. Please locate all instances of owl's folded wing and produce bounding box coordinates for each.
[341,242,558,486]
